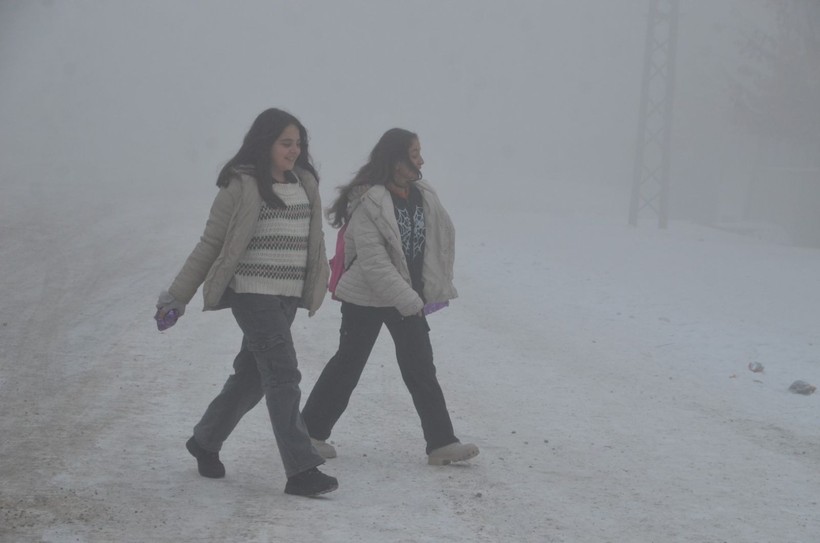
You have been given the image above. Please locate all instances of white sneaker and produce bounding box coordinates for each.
[311,438,337,459]
[427,442,479,465]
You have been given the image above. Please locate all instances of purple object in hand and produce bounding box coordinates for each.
[423,301,449,316]
[155,308,179,331]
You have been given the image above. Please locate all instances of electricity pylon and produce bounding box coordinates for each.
[629,0,680,228]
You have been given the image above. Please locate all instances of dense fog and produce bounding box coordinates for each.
[1,0,817,241]
[3,4,820,540]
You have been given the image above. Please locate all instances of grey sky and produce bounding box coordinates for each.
[1,1,800,225]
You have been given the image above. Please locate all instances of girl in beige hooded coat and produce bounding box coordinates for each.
[302,128,479,466]
[154,108,337,497]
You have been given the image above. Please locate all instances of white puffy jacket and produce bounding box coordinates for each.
[334,180,457,316]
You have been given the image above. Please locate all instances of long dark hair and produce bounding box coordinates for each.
[327,128,419,227]
[216,108,319,208]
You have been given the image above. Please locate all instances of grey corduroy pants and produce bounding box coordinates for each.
[193,292,323,478]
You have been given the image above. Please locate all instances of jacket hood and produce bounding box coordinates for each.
[346,184,374,216]
[357,179,434,207]
[228,165,314,183]
[348,179,436,221]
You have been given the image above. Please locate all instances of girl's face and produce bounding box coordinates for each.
[393,138,424,186]
[270,124,302,181]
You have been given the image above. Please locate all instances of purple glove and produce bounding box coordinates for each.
[155,290,186,331]
[154,308,179,331]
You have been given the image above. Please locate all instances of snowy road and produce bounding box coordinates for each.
[2,181,819,542]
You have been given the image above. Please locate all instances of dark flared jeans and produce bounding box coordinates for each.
[302,302,458,454]
[192,293,324,477]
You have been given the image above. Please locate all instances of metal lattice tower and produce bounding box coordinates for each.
[629,0,680,228]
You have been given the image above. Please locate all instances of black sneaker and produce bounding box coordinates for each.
[186,436,225,479]
[284,467,338,497]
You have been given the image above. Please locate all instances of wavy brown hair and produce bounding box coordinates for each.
[327,128,419,228]
[217,108,319,208]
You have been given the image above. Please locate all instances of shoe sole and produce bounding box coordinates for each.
[427,447,480,466]
[285,481,339,497]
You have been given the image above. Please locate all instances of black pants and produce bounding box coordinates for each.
[303,302,458,454]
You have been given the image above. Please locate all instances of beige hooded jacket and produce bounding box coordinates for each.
[168,167,329,316]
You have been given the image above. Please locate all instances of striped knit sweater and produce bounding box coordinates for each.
[230,181,310,297]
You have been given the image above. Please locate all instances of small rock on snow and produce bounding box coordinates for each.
[788,380,816,395]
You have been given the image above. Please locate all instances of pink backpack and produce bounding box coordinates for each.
[327,223,350,301]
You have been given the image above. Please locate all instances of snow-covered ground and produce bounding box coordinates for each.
[1,176,818,543]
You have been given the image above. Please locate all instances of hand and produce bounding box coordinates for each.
[156,290,186,318]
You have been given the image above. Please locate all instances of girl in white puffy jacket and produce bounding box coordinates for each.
[303,128,479,466]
